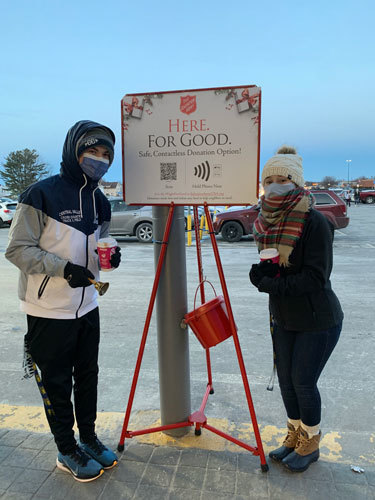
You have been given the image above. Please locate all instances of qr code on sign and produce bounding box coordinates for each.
[160,162,177,181]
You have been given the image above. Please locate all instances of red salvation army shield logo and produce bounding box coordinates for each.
[180,95,197,115]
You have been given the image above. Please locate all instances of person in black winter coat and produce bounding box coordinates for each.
[249,146,343,473]
[6,120,121,482]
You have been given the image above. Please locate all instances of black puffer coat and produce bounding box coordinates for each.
[258,209,344,331]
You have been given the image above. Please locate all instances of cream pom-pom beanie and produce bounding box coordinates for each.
[261,146,304,187]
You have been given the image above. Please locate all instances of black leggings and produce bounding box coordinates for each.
[273,322,341,426]
[26,308,100,454]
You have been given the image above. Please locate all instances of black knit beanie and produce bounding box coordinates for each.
[76,128,115,165]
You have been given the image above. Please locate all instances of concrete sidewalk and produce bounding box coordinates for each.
[1,425,374,499]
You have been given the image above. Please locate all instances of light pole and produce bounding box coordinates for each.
[346,159,352,187]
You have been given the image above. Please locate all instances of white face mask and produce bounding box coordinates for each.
[264,182,295,197]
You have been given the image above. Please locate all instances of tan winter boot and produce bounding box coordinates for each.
[269,422,300,462]
[282,428,321,472]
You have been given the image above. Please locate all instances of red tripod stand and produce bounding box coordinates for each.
[117,203,268,472]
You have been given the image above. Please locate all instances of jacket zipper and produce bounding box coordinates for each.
[38,276,51,299]
[76,235,89,318]
[75,177,96,318]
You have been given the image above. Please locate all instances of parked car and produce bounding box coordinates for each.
[330,188,345,197]
[109,200,214,241]
[340,189,355,202]
[359,190,375,204]
[213,190,349,242]
[109,198,153,242]
[0,200,17,227]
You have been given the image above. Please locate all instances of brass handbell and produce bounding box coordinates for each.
[88,278,109,296]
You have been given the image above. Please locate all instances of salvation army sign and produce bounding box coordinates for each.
[122,85,261,205]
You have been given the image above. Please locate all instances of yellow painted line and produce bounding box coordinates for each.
[0,404,125,435]
[0,405,49,433]
[0,404,368,464]
[320,431,343,461]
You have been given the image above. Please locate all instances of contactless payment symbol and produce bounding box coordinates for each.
[194,161,210,182]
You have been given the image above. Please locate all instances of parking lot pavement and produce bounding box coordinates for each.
[0,205,374,498]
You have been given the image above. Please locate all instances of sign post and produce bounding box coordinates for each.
[153,205,190,436]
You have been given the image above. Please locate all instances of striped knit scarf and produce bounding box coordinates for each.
[253,187,314,266]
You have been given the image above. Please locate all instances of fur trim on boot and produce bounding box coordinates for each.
[269,422,300,462]
[282,428,321,472]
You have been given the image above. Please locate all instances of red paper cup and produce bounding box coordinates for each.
[97,237,117,272]
[259,248,280,264]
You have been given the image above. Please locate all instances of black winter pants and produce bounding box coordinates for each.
[26,308,100,454]
[273,321,341,426]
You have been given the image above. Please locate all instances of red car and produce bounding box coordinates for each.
[213,190,350,242]
[359,190,375,204]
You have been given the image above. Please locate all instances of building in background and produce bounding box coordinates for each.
[356,179,374,189]
[99,181,122,198]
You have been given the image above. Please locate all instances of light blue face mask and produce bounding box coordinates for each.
[264,182,295,198]
[80,154,109,181]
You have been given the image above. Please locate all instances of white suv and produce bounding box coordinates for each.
[0,199,17,227]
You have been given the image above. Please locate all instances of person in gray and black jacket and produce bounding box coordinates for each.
[6,120,121,482]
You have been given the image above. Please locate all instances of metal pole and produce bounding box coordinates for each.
[153,205,191,437]
[346,159,351,186]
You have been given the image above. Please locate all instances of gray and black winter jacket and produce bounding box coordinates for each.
[5,120,115,319]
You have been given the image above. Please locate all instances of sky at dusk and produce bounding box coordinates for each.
[1,0,374,185]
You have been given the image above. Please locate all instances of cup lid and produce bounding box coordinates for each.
[259,248,279,259]
[97,237,117,247]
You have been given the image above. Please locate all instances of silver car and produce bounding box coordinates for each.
[109,198,153,243]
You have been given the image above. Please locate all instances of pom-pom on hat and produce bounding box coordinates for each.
[261,145,304,187]
[76,128,115,165]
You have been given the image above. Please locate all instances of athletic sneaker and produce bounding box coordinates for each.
[80,436,118,469]
[56,447,104,482]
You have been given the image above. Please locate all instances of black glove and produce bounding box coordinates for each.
[249,264,264,288]
[64,262,95,288]
[110,246,121,268]
[258,259,280,278]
